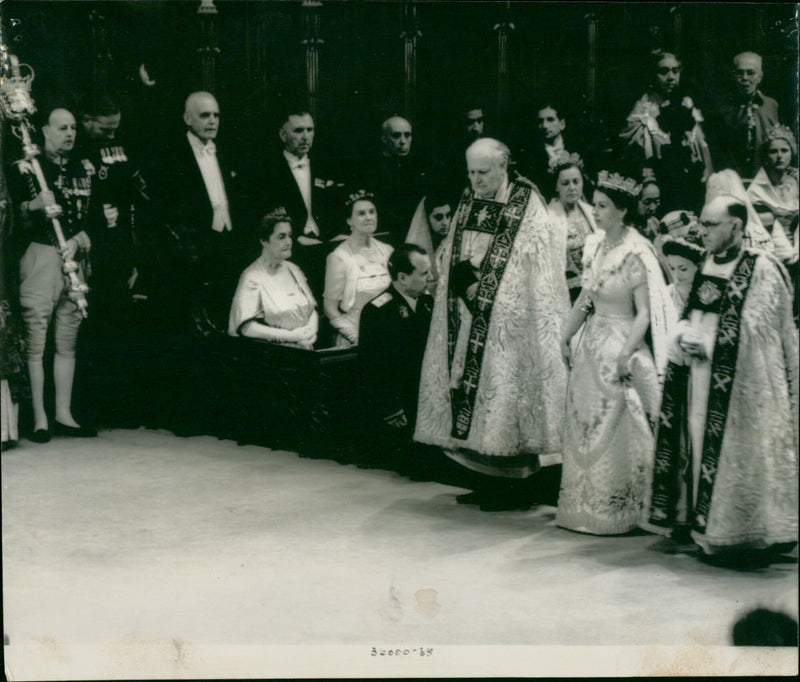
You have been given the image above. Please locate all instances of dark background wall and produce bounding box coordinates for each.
[1,1,797,166]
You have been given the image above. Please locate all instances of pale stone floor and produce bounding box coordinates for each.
[2,429,797,678]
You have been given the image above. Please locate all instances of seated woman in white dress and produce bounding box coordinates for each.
[546,151,598,303]
[747,124,799,265]
[323,191,393,347]
[228,207,318,350]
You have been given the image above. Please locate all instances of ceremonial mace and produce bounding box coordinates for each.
[0,54,90,317]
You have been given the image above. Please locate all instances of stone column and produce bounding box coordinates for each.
[670,5,683,57]
[89,9,113,93]
[585,12,598,119]
[400,1,421,122]
[493,2,514,132]
[302,0,323,118]
[197,0,220,93]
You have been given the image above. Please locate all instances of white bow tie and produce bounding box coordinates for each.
[291,159,309,170]
[200,141,217,157]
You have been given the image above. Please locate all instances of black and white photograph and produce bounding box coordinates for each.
[0,1,798,678]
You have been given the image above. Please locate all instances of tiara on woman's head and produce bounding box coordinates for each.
[658,210,698,235]
[662,232,705,262]
[262,206,290,223]
[597,170,641,197]
[346,189,375,207]
[767,123,796,147]
[547,150,584,174]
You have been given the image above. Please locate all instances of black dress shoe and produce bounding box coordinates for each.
[53,421,98,438]
[2,439,18,450]
[30,429,51,444]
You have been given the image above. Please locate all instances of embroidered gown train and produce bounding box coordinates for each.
[557,229,674,535]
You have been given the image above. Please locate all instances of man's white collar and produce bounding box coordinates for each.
[284,149,309,164]
[187,130,215,153]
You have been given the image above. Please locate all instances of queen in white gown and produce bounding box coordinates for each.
[558,172,676,535]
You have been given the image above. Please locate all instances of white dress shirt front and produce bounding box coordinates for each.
[283,149,320,238]
[544,136,566,166]
[188,131,232,233]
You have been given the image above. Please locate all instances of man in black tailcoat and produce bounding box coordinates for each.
[155,91,250,330]
[257,107,343,299]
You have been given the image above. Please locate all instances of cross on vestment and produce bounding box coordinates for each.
[712,372,733,392]
[476,206,491,227]
[489,248,508,270]
[717,325,737,346]
[462,372,480,394]
[476,291,494,310]
[503,204,523,221]
[469,329,486,353]
[727,279,746,302]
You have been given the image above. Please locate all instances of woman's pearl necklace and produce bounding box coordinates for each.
[360,241,378,262]
[601,225,628,253]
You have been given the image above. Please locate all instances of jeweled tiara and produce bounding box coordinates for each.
[597,170,641,198]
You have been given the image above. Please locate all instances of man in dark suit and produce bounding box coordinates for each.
[517,100,577,200]
[258,107,343,299]
[358,243,434,436]
[360,116,428,249]
[710,52,780,181]
[157,91,248,329]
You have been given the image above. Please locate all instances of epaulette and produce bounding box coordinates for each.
[370,291,393,308]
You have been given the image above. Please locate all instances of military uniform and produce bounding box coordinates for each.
[8,154,94,362]
[78,138,151,427]
[357,284,434,431]
[79,139,149,305]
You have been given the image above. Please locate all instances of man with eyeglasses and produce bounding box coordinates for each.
[633,178,662,241]
[647,194,798,565]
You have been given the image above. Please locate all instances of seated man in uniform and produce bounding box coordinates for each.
[358,243,434,438]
